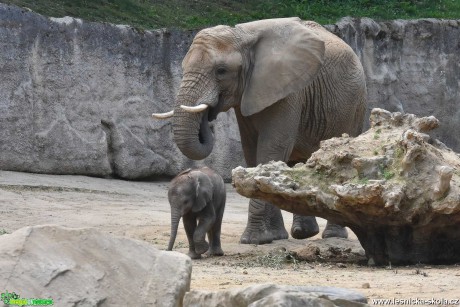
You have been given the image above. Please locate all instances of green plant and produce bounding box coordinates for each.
[395,146,404,158]
[251,249,299,270]
[383,170,395,180]
[3,0,460,30]
[289,169,306,182]
[0,229,9,235]
[373,128,381,139]
[378,163,395,180]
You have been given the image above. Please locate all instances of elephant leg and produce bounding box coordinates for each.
[207,203,224,256]
[240,198,288,244]
[206,228,223,256]
[183,216,201,259]
[322,221,348,239]
[291,215,320,239]
[237,103,300,245]
[194,215,213,255]
[268,203,289,240]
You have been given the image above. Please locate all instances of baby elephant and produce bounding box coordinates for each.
[167,167,226,259]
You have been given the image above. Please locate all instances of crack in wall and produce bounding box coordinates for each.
[100,119,118,178]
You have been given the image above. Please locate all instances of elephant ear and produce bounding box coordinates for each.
[193,174,213,213]
[236,17,325,116]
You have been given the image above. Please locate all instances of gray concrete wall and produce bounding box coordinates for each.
[0,3,243,180]
[1,3,459,180]
[327,18,460,149]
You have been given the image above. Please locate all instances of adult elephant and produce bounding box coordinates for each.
[153,17,367,245]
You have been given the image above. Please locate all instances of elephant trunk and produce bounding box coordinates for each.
[172,77,219,160]
[168,210,181,251]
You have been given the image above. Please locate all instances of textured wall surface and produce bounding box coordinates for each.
[1,3,459,180]
[0,3,243,180]
[327,18,460,149]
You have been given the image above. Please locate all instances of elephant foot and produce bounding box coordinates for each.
[187,250,202,259]
[240,199,288,244]
[240,226,287,244]
[207,246,224,257]
[270,212,289,241]
[194,240,210,254]
[272,227,289,240]
[240,228,273,245]
[322,222,348,239]
[291,215,319,239]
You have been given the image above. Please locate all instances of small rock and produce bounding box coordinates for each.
[243,270,248,275]
[184,284,368,306]
[362,283,371,289]
[337,263,347,268]
[291,245,320,262]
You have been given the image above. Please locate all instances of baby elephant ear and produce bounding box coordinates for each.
[237,17,325,116]
[193,175,213,212]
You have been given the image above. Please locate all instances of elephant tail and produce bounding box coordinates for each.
[167,211,181,251]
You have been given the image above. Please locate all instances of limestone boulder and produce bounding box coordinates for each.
[0,225,192,306]
[233,109,460,265]
[184,283,368,306]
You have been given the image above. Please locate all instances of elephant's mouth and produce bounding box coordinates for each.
[198,108,216,144]
[208,102,220,122]
[200,100,223,143]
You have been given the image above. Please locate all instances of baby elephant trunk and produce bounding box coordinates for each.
[168,211,181,251]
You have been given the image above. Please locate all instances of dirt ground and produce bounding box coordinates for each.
[1,170,460,305]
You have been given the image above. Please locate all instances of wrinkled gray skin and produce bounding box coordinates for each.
[155,18,367,245]
[167,167,226,259]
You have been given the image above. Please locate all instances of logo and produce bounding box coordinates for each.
[1,291,53,306]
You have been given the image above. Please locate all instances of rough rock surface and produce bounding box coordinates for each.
[184,283,368,306]
[0,3,243,181]
[0,225,192,306]
[1,3,459,179]
[289,238,366,263]
[327,17,460,150]
[233,109,460,265]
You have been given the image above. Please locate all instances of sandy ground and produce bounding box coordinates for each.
[1,170,460,305]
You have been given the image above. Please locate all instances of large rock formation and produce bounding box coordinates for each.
[184,284,368,306]
[0,225,192,306]
[1,3,459,179]
[233,109,460,265]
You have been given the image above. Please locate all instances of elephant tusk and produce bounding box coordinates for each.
[151,110,174,119]
[180,104,209,113]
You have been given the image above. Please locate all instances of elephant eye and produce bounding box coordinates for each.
[216,67,227,76]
